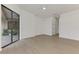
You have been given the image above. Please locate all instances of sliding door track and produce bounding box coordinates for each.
[2,40,19,48]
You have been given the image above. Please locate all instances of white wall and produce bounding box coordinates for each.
[42,17,57,35]
[20,10,44,39]
[34,17,45,35]
[20,10,36,39]
[59,10,79,40]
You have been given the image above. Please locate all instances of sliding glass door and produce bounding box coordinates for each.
[11,12,19,42]
[1,5,20,48]
[1,5,12,47]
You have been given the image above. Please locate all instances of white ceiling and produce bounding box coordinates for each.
[18,4,79,18]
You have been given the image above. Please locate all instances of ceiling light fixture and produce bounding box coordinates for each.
[42,7,46,10]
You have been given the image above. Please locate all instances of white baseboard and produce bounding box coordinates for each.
[59,37,79,42]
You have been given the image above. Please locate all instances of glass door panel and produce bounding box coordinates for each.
[1,5,11,47]
[12,12,19,42]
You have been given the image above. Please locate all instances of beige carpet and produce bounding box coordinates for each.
[1,35,79,54]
